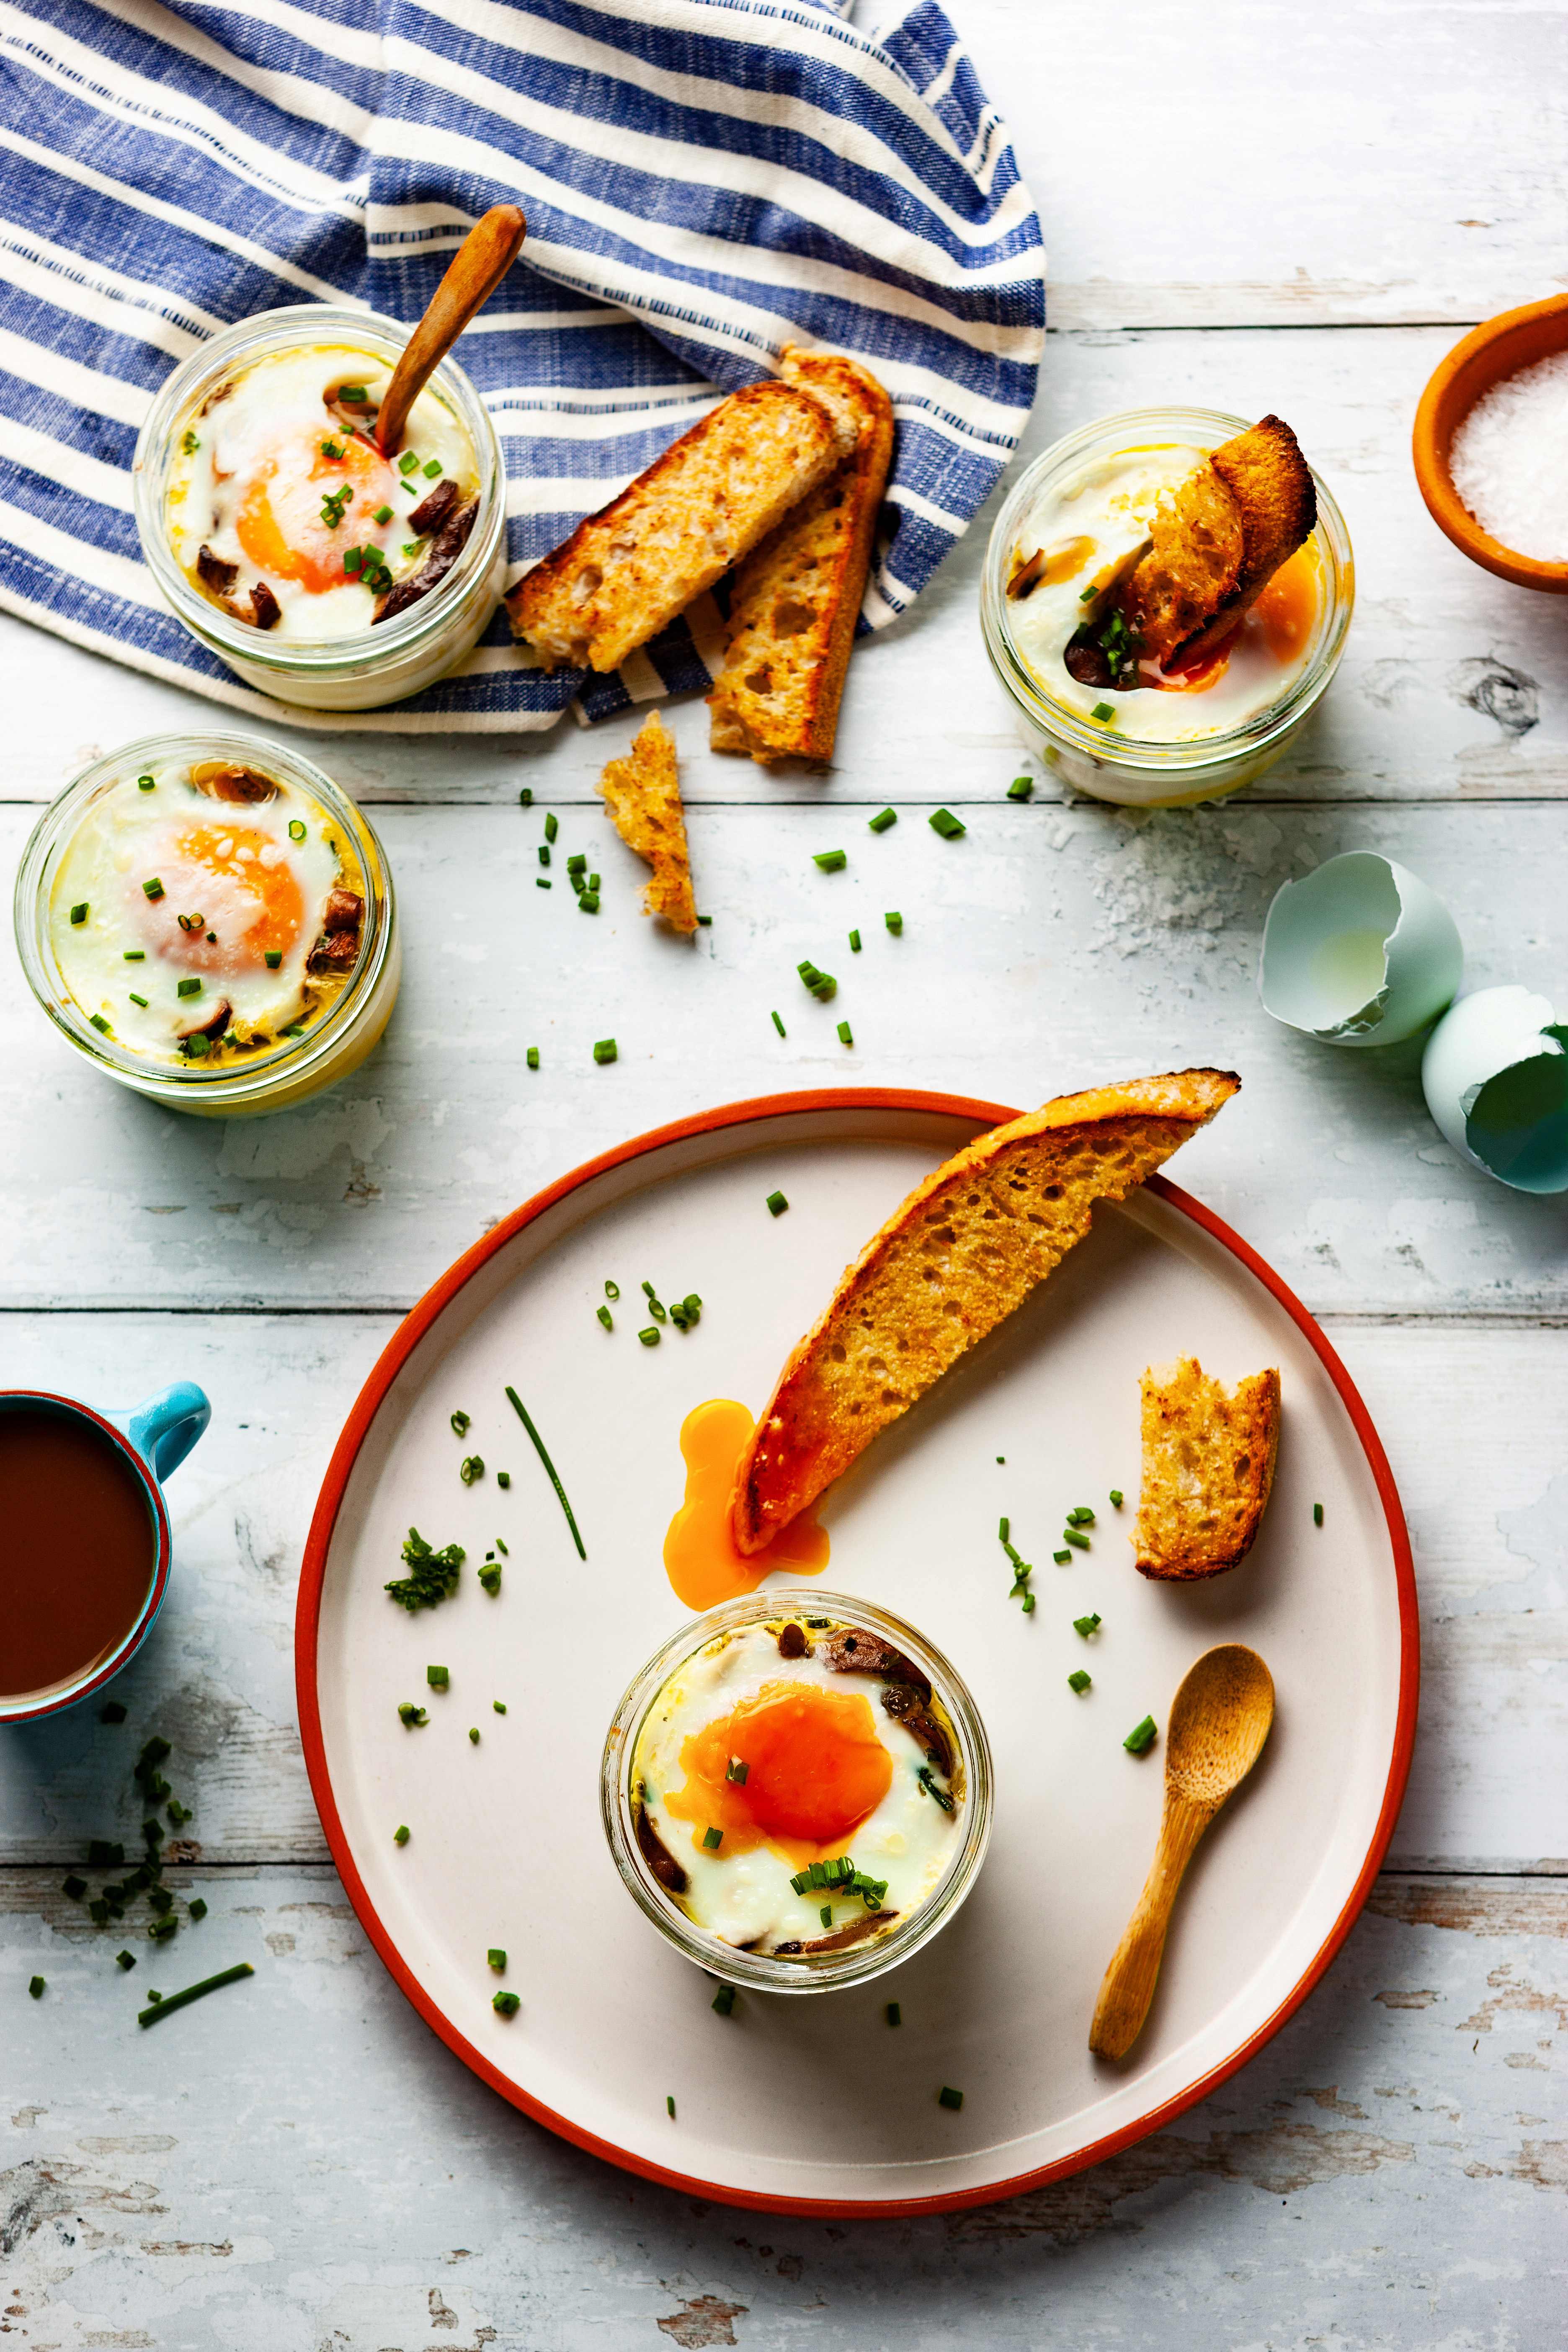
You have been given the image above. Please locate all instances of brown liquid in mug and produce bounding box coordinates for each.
[0,1408,156,1702]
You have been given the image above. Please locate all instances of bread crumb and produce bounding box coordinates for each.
[597,713,697,935]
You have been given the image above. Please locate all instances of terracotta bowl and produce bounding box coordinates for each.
[1412,291,1568,592]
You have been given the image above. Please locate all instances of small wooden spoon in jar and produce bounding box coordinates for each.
[1088,1643,1275,2062]
[372,203,526,459]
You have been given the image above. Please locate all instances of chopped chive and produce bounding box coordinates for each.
[343,546,364,575]
[593,1038,617,1065]
[493,1700,507,1714]
[503,1387,586,1559]
[885,910,903,934]
[766,1190,788,1216]
[597,1303,612,1329]
[848,929,861,953]
[1079,584,1098,601]
[426,1665,449,1689]
[1091,701,1116,723]
[394,1824,410,1844]
[929,807,965,838]
[702,1827,723,1850]
[1055,1551,1072,1569]
[526,1046,540,1070]
[468,1727,480,1744]
[176,977,201,999]
[142,877,165,900]
[1073,1612,1101,1637]
[373,503,393,524]
[496,1471,510,1488]
[938,2086,964,2111]
[1007,776,1034,799]
[998,1516,1009,1541]
[712,1982,736,2016]
[1068,1669,1092,1694]
[137,1960,253,2029]
[1124,1715,1158,1754]
[697,912,712,926]
[1063,1527,1090,1550]
[478,1565,501,1594]
[1314,1502,1324,1526]
[578,891,600,913]
[399,451,419,475]
[69,900,88,925]
[916,1765,955,1814]
[868,807,897,832]
[1068,1506,1096,1526]
[63,1875,87,1899]
[725,1757,750,1785]
[544,812,559,843]
[459,1455,484,1485]
[536,878,551,889]
[138,774,155,791]
[181,429,199,455]
[398,1703,428,1727]
[770,1009,785,1037]
[402,542,424,558]
[814,850,847,872]
[667,2095,676,2117]
[493,1990,521,2017]
[423,458,442,478]
[836,1019,853,1046]
[116,1949,137,1970]
[122,951,145,962]
[519,787,533,806]
[187,1898,207,1922]
[128,993,148,1008]
[1021,1591,1036,1613]
[262,949,282,970]
[451,1410,471,1436]
[28,1975,45,1999]
[639,1326,659,1346]
[820,1904,833,1927]
[288,820,306,843]
[1109,1488,1124,1507]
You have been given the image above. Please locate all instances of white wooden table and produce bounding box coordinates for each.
[4,2,1565,2341]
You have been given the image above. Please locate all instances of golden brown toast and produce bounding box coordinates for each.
[1133,1357,1281,1580]
[1122,415,1316,669]
[730,1070,1240,1555]
[708,348,894,765]
[596,711,696,934]
[505,379,853,673]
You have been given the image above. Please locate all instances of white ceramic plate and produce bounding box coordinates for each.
[298,1091,1416,2215]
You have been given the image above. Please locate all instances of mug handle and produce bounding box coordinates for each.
[116,1381,212,1483]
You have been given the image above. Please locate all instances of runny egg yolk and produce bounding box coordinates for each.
[664,1680,893,1861]
[1253,543,1318,660]
[235,429,398,593]
[135,823,304,974]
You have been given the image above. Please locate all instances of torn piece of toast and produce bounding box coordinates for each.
[708,348,894,765]
[730,1069,1240,1555]
[1133,1357,1281,1580]
[505,380,854,674]
[596,711,696,934]
[1121,415,1316,669]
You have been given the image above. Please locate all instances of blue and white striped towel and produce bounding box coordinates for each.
[0,0,1044,732]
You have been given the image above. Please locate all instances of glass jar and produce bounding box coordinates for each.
[981,406,1355,807]
[15,732,400,1117]
[132,307,506,712]
[601,1589,994,1995]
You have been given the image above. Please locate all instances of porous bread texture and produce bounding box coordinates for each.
[1133,1356,1281,1581]
[505,379,853,673]
[1122,414,1317,669]
[730,1069,1240,1554]
[596,712,696,934]
[708,348,894,765]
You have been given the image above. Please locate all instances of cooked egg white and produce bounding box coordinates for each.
[634,1622,962,1953]
[166,345,477,641]
[1006,442,1322,742]
[49,758,354,1063]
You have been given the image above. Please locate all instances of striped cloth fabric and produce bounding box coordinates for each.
[0,0,1045,733]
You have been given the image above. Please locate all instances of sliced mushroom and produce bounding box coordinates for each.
[194,549,281,634]
[176,994,232,1044]
[1006,546,1048,600]
[374,496,478,626]
[196,543,237,596]
[189,761,277,803]
[322,889,364,934]
[633,1803,688,1897]
[248,581,282,631]
[306,928,359,976]
[880,1683,954,1776]
[407,477,461,539]
[776,1622,811,1660]
[819,1627,929,1697]
[774,1910,897,1958]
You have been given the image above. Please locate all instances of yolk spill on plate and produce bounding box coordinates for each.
[663,1680,892,1862]
[663,1397,828,1610]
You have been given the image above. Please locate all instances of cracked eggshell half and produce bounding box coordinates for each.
[1421,985,1568,1193]
[1259,851,1463,1047]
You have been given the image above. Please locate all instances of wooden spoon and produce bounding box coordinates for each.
[374,204,526,459]
[1088,1643,1275,2062]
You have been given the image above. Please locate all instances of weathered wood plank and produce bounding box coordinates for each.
[2,1869,1562,2346]
[4,797,1567,1316]
[0,1314,1560,1873]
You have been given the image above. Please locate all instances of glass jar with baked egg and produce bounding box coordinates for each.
[981,407,1354,807]
[133,309,506,711]
[14,733,400,1116]
[602,1591,993,1993]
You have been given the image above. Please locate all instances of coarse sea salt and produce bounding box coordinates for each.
[1449,349,1568,561]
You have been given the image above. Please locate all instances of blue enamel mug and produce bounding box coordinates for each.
[0,1382,210,1723]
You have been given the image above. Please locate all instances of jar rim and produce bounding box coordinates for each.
[132,306,505,678]
[601,1587,994,1994]
[981,405,1355,775]
[13,730,397,1104]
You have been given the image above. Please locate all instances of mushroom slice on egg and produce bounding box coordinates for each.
[190,761,278,804]
[176,993,232,1044]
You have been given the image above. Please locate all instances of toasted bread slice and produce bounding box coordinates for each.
[1133,1356,1281,1580]
[730,1069,1240,1554]
[505,380,854,673]
[708,348,894,765]
[597,711,696,934]
[1122,415,1316,669]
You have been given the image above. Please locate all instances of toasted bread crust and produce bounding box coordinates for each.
[708,349,894,765]
[730,1069,1240,1554]
[1122,414,1317,671]
[1133,1357,1281,1580]
[505,380,851,674]
[596,711,696,934]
